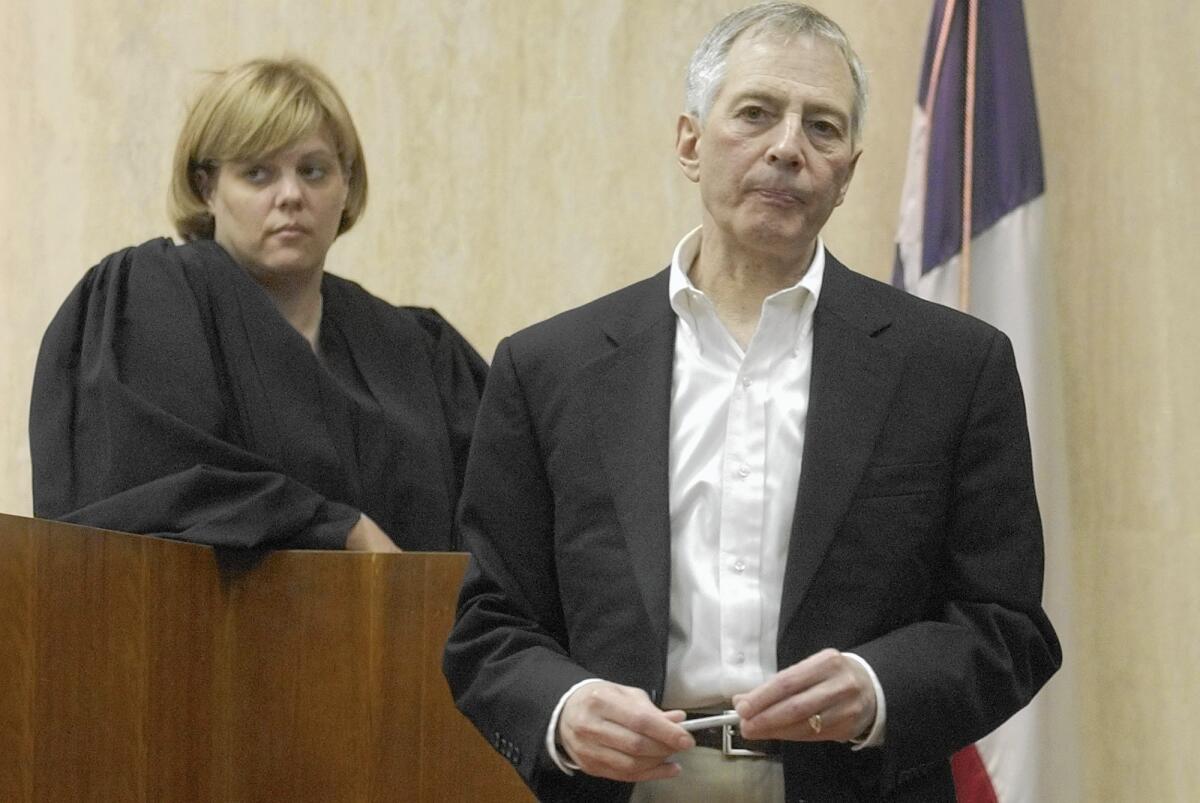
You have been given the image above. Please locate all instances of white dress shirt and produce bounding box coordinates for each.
[548,227,885,772]
[664,225,820,708]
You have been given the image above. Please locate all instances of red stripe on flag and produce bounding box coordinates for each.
[951,744,1000,803]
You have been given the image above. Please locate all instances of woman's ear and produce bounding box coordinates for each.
[194,167,214,205]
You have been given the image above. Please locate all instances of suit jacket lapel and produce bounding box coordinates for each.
[589,271,676,654]
[580,260,905,657]
[779,257,905,633]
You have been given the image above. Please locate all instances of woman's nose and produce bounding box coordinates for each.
[275,172,304,207]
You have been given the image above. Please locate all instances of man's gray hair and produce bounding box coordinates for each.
[685,2,869,142]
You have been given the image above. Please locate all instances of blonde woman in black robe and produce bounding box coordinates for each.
[31,59,485,552]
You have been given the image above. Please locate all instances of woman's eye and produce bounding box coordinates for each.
[739,106,766,121]
[242,166,271,183]
[299,164,330,181]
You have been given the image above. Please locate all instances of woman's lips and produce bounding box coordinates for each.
[270,224,310,238]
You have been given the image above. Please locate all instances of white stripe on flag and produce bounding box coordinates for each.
[892,1,1079,796]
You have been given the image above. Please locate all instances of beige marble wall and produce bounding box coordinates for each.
[1027,3,1200,799]
[2,1,1197,798]
[0,0,921,514]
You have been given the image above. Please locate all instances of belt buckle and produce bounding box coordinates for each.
[719,709,765,757]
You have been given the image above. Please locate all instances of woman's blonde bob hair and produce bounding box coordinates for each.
[169,58,368,242]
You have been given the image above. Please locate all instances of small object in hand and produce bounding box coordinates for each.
[681,712,741,732]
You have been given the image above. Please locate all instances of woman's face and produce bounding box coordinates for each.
[204,128,349,285]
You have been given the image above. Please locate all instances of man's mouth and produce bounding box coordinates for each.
[751,188,804,205]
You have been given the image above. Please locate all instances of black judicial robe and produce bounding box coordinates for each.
[30,238,486,551]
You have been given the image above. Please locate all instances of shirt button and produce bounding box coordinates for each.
[741,377,752,389]
[737,464,750,478]
[733,559,746,573]
[732,652,745,665]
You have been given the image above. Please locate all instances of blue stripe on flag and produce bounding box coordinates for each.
[920,0,1046,275]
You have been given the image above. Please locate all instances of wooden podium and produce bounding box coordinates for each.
[0,513,533,802]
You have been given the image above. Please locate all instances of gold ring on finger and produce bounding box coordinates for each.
[808,714,822,734]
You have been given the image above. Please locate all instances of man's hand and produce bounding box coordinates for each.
[733,648,876,742]
[558,681,695,782]
[344,514,401,553]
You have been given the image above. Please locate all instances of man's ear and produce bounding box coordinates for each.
[675,114,702,183]
[835,147,862,207]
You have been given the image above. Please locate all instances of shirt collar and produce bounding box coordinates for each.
[668,225,826,316]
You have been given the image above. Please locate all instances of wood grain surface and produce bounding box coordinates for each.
[0,513,533,802]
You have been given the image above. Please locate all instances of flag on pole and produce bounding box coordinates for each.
[893,1,1077,801]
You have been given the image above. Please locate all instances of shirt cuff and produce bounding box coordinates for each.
[842,652,887,749]
[545,677,605,775]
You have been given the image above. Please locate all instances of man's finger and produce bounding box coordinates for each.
[590,756,683,784]
[739,687,844,740]
[571,717,687,759]
[560,682,695,782]
[734,648,840,719]
[735,651,876,742]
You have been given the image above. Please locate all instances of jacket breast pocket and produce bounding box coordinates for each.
[853,460,948,501]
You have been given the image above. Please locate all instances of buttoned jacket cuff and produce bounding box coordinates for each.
[545,677,605,775]
[843,652,887,749]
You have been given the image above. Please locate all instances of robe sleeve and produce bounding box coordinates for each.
[29,240,361,549]
[404,306,488,509]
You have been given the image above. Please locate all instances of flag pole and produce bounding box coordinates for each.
[960,0,979,311]
[923,0,958,123]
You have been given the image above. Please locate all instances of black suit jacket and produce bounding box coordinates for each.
[444,254,1061,802]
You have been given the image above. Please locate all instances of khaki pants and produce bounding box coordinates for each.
[630,747,785,803]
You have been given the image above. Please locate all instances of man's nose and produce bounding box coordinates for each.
[765,116,806,169]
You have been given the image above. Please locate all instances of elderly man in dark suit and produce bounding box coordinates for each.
[444,3,1060,801]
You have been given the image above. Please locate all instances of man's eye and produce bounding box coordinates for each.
[810,120,841,137]
[738,106,767,121]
